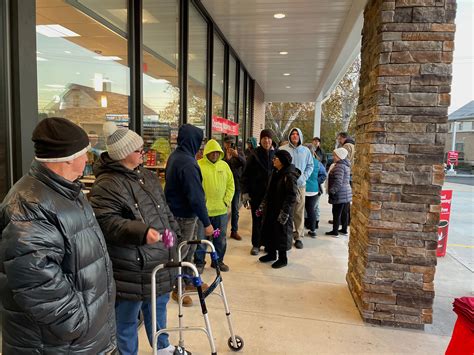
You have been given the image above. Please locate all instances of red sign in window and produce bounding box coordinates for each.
[212,116,239,136]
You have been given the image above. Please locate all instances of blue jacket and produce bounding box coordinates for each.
[306,158,327,193]
[280,128,314,187]
[165,124,211,227]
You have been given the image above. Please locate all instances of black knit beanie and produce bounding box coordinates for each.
[275,150,292,167]
[260,129,274,141]
[32,117,90,162]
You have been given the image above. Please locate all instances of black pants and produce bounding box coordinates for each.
[332,203,349,233]
[250,201,263,247]
[304,195,318,231]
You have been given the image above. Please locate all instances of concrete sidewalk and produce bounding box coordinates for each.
[139,191,473,354]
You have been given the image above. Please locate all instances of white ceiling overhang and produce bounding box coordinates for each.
[201,0,367,102]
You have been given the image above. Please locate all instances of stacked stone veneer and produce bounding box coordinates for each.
[347,0,456,329]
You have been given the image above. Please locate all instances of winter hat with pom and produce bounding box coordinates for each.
[103,122,144,161]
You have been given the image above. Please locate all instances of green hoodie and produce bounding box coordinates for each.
[198,139,235,217]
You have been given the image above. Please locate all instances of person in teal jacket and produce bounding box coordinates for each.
[195,139,235,272]
[305,144,327,237]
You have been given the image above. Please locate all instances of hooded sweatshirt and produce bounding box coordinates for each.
[165,124,211,227]
[198,139,235,217]
[280,128,314,187]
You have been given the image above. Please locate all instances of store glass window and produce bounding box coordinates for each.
[227,55,237,122]
[238,67,245,140]
[188,4,207,135]
[212,34,225,118]
[245,78,252,141]
[0,0,8,199]
[142,0,180,167]
[36,0,129,177]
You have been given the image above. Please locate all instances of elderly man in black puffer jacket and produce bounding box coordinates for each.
[0,117,116,355]
[90,122,186,355]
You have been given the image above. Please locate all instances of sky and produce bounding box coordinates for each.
[449,0,474,113]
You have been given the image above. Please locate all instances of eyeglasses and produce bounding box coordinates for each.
[134,148,145,155]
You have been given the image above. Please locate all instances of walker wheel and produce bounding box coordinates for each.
[228,335,244,351]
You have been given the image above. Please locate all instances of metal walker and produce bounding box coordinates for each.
[151,240,244,355]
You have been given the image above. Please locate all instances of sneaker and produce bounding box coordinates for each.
[159,345,191,355]
[250,246,260,255]
[230,231,242,240]
[185,283,209,292]
[211,262,230,272]
[171,290,193,307]
[325,231,339,237]
[338,229,348,235]
[259,254,276,263]
[294,240,304,249]
[271,259,288,269]
[308,230,317,238]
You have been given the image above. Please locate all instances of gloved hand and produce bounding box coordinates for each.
[277,211,289,225]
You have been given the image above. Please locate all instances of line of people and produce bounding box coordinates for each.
[0,117,354,354]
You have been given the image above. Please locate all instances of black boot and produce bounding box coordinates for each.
[272,251,288,269]
[259,251,277,263]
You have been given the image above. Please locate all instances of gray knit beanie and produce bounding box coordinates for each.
[103,122,144,161]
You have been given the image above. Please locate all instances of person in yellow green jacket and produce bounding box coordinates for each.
[196,139,235,272]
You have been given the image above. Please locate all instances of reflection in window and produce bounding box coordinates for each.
[188,4,207,136]
[212,34,225,118]
[227,55,237,122]
[36,0,129,176]
[238,68,245,139]
[142,0,180,166]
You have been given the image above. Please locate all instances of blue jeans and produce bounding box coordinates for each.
[115,293,170,355]
[231,187,240,232]
[194,214,228,264]
[175,217,198,285]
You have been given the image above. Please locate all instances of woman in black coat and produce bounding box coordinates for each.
[325,147,352,237]
[259,150,300,269]
[240,129,276,255]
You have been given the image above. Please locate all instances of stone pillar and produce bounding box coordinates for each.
[347,0,456,329]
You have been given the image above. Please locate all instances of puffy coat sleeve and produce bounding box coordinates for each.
[317,162,327,185]
[240,153,255,194]
[90,178,148,246]
[281,173,298,216]
[2,207,88,342]
[155,176,181,239]
[329,164,344,196]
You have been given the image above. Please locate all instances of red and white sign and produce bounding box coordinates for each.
[437,190,453,257]
[447,150,459,166]
[212,116,239,136]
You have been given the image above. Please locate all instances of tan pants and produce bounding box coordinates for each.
[293,186,306,240]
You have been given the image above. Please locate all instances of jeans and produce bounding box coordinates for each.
[331,203,349,233]
[231,187,241,232]
[194,214,228,264]
[193,219,206,266]
[314,194,321,221]
[115,293,170,355]
[304,195,318,231]
[175,217,198,285]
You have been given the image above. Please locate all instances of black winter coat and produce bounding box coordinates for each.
[260,164,300,251]
[328,159,352,204]
[0,161,116,355]
[223,150,246,188]
[90,153,180,301]
[241,146,276,207]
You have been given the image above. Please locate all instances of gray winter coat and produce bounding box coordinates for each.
[0,161,116,354]
[328,159,352,204]
[90,153,180,301]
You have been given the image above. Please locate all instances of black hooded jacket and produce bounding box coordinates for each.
[165,124,211,227]
[260,164,300,251]
[0,161,116,354]
[90,154,180,301]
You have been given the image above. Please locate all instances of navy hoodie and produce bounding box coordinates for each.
[165,124,211,227]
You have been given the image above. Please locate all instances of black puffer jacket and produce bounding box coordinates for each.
[261,164,300,251]
[241,146,276,207]
[0,161,116,355]
[328,159,352,204]
[90,153,180,301]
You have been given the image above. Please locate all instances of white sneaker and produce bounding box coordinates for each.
[156,345,174,355]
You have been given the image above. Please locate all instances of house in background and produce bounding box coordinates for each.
[446,100,474,169]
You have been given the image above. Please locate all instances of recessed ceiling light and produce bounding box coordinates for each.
[279,51,288,55]
[37,56,47,61]
[283,73,291,76]
[94,56,122,61]
[36,24,80,38]
[286,86,291,89]
[274,13,286,19]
